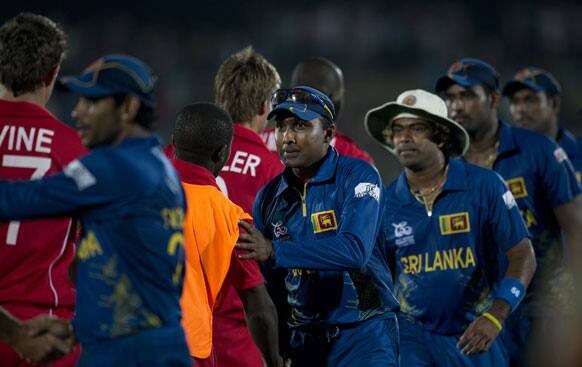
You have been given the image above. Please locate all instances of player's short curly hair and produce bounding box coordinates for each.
[214,46,281,123]
[431,122,457,157]
[0,13,68,96]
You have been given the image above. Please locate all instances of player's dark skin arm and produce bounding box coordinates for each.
[554,195,582,272]
[458,238,536,355]
[237,284,284,367]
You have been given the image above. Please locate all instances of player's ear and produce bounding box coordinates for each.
[323,123,335,144]
[489,90,501,110]
[550,95,561,114]
[122,96,141,122]
[258,99,269,116]
[214,143,230,165]
[45,66,60,87]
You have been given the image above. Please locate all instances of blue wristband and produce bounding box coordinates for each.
[495,277,525,312]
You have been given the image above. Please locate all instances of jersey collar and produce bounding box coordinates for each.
[394,158,469,206]
[274,146,339,197]
[498,120,519,156]
[171,158,218,189]
[234,124,270,149]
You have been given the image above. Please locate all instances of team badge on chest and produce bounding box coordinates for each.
[311,210,338,233]
[439,212,471,235]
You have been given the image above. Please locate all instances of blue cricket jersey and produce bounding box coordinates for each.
[558,127,582,185]
[253,148,399,327]
[383,158,528,335]
[0,136,187,345]
[480,122,580,314]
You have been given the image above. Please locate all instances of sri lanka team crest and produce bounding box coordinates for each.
[311,210,338,233]
[506,177,528,199]
[439,212,471,235]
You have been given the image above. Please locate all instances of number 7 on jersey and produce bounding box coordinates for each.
[2,154,51,245]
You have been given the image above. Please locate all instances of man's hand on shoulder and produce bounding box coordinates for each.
[236,220,274,262]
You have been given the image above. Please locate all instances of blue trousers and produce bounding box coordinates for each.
[289,314,399,367]
[77,325,191,367]
[399,316,508,367]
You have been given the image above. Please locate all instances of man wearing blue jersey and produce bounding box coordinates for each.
[236,86,400,367]
[365,89,536,366]
[436,58,582,366]
[503,67,582,184]
[0,54,191,366]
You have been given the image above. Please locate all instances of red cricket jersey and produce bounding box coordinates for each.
[261,127,374,164]
[0,100,86,320]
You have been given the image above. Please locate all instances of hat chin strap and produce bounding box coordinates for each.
[391,112,422,122]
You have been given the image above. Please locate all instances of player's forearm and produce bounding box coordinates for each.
[555,195,582,270]
[504,238,536,288]
[0,307,23,345]
[274,233,372,270]
[488,238,536,323]
[238,286,282,367]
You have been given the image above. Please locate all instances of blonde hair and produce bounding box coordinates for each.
[214,46,281,123]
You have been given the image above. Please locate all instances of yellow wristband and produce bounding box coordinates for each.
[482,312,503,331]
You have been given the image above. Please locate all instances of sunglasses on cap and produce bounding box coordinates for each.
[271,87,335,121]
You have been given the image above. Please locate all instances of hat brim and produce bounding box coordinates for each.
[59,73,117,98]
[364,102,470,157]
[267,102,325,122]
[501,80,543,96]
[435,75,485,93]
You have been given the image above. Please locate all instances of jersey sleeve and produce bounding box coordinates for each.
[538,139,581,208]
[0,149,123,220]
[487,172,531,252]
[273,164,383,270]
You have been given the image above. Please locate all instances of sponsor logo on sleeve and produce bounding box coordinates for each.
[505,177,528,199]
[439,212,471,235]
[311,210,338,233]
[354,182,380,202]
[393,221,415,247]
[502,190,517,209]
[64,159,96,190]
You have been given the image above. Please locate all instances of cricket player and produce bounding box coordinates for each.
[0,54,191,366]
[436,58,582,366]
[366,89,536,366]
[237,86,400,367]
[0,13,86,366]
[503,67,582,184]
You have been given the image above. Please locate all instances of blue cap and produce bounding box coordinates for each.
[435,58,500,93]
[60,54,157,107]
[502,67,562,97]
[267,86,335,123]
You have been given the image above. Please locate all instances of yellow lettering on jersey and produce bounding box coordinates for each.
[401,246,477,274]
[465,247,476,268]
[443,249,454,269]
[576,172,581,185]
[167,232,185,285]
[291,269,302,276]
[77,231,103,261]
[520,209,538,228]
[506,177,528,199]
[161,208,184,230]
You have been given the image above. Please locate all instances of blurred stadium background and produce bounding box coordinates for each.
[4,0,582,183]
